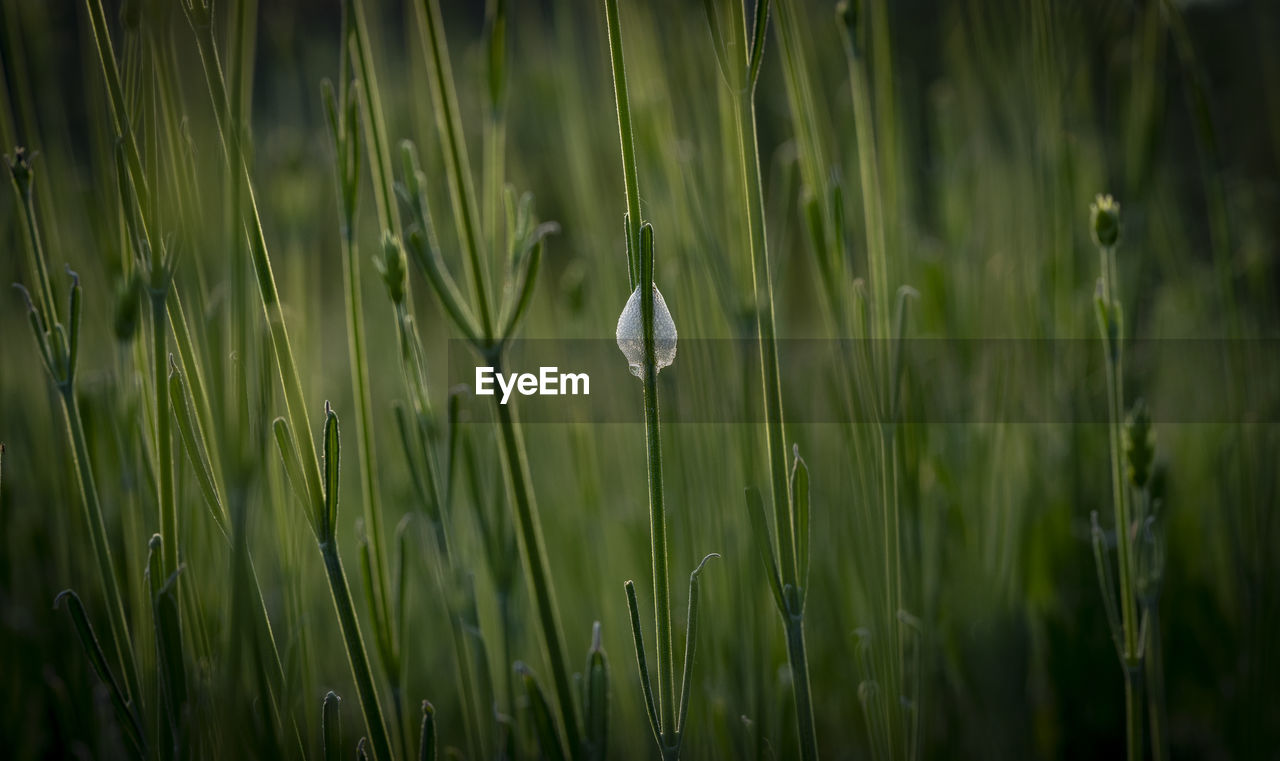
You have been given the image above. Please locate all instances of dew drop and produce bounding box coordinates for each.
[616,284,677,379]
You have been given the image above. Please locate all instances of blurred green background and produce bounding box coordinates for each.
[1,0,1277,758]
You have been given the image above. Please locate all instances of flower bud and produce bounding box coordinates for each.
[6,146,35,196]
[1090,193,1121,248]
[375,231,408,305]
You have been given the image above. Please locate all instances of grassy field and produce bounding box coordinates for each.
[1,0,1278,758]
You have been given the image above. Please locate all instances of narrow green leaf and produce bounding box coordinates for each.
[676,553,719,740]
[323,401,341,541]
[169,364,228,536]
[789,446,810,604]
[746,0,772,87]
[624,580,661,746]
[66,268,82,382]
[54,589,146,759]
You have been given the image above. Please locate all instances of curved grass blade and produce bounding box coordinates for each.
[676,553,719,741]
[54,590,146,759]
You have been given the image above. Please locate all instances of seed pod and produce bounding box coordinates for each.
[615,285,677,379]
[1090,194,1121,248]
[1123,398,1154,489]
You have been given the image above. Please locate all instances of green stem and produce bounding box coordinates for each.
[1125,666,1144,761]
[1099,247,1138,659]
[605,0,676,747]
[13,175,57,326]
[731,92,794,594]
[61,388,144,707]
[350,0,403,238]
[604,0,642,288]
[338,179,396,682]
[639,239,675,744]
[1098,244,1142,760]
[413,0,495,341]
[838,28,890,345]
[82,0,149,211]
[492,393,583,759]
[729,57,820,761]
[722,3,819,753]
[186,10,325,510]
[786,617,819,761]
[151,291,178,575]
[1146,603,1168,761]
[321,541,395,761]
[226,0,256,450]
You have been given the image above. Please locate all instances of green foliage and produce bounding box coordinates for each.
[0,1,1277,760]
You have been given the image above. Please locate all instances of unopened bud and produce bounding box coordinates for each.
[6,146,35,195]
[374,232,408,305]
[1090,193,1121,248]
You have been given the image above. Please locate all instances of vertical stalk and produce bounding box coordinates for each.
[1125,670,1144,761]
[61,388,144,706]
[483,0,509,280]
[412,0,495,341]
[151,290,178,575]
[721,3,819,752]
[185,5,325,507]
[605,1,675,750]
[731,92,794,594]
[786,618,819,761]
[226,0,256,451]
[350,0,403,236]
[1099,246,1138,659]
[1096,232,1142,760]
[321,541,395,761]
[11,145,143,708]
[639,232,676,744]
[604,0,642,287]
[838,21,890,344]
[1146,602,1168,761]
[405,0,580,751]
[338,217,402,746]
[492,395,583,758]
